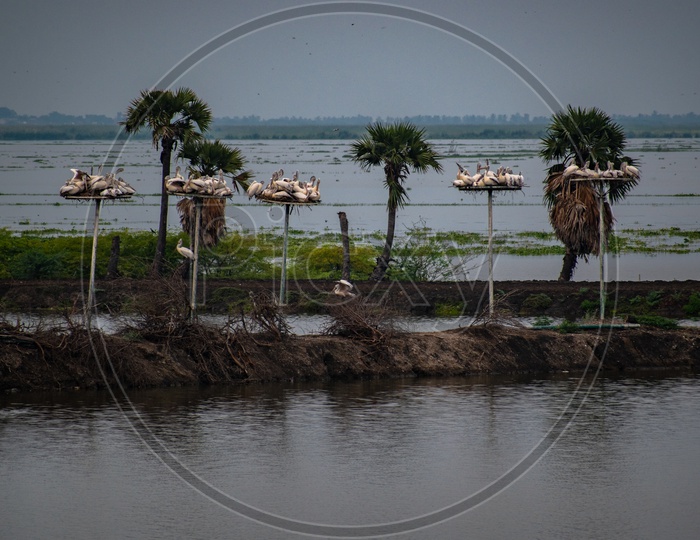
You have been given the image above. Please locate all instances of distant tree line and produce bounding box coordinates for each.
[3,106,700,129]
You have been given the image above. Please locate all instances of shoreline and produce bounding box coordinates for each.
[2,324,698,395]
[2,277,699,394]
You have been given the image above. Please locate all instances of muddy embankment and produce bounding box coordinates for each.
[1,278,699,393]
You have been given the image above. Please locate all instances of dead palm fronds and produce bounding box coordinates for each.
[176,197,227,248]
[546,173,613,257]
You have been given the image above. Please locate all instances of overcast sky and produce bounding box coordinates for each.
[2,0,698,119]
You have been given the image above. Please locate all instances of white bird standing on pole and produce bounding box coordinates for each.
[176,238,195,260]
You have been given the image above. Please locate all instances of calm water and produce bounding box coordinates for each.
[1,138,699,280]
[1,374,698,539]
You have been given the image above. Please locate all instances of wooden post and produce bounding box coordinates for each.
[106,235,120,279]
[338,211,351,281]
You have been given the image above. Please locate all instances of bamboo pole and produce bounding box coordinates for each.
[190,197,202,321]
[279,203,291,305]
[598,184,606,320]
[488,189,494,317]
[86,198,102,323]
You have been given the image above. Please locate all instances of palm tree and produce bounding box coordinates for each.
[350,121,443,281]
[539,105,639,281]
[176,138,253,248]
[120,87,212,275]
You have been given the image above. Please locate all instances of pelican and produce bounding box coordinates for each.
[456,164,472,183]
[307,177,320,201]
[576,161,594,178]
[601,161,615,178]
[88,175,109,192]
[333,279,356,298]
[59,182,82,196]
[274,177,293,192]
[69,168,86,181]
[260,179,276,199]
[621,161,640,179]
[272,190,293,201]
[562,161,580,178]
[247,179,264,199]
[176,238,195,260]
[292,190,308,202]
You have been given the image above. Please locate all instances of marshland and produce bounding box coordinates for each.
[2,134,700,540]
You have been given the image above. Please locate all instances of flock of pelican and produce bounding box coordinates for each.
[562,160,640,180]
[165,167,234,197]
[246,169,321,203]
[59,167,136,198]
[453,159,524,188]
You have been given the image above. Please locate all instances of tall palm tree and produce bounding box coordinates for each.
[120,87,212,275]
[350,121,443,281]
[539,105,639,281]
[176,139,253,248]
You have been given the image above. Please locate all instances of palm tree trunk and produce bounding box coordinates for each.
[559,249,578,281]
[152,142,173,276]
[371,203,397,281]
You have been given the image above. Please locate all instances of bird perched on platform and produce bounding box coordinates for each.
[621,161,640,179]
[176,238,195,260]
[333,279,356,298]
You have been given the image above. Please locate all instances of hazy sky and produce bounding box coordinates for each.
[2,0,698,119]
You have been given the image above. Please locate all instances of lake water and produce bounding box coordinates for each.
[1,138,699,280]
[1,374,698,539]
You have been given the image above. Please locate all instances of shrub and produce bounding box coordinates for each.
[434,302,463,317]
[629,314,678,329]
[580,299,599,312]
[532,315,553,327]
[10,250,65,279]
[682,292,700,317]
[520,293,552,313]
[558,320,579,333]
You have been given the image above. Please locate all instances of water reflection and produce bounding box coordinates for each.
[2,373,699,538]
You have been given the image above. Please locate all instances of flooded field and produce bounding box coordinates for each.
[1,138,699,280]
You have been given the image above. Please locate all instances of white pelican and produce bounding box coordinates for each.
[272,190,293,201]
[333,279,356,298]
[292,190,308,202]
[176,238,195,260]
[621,161,640,179]
[59,182,82,196]
[562,161,580,178]
[274,177,293,192]
[246,179,264,199]
[88,175,108,192]
[260,179,276,199]
[307,177,320,201]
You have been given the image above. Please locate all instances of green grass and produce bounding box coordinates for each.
[1,224,700,280]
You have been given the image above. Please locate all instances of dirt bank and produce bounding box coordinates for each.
[2,278,699,393]
[2,323,698,394]
[1,278,699,320]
